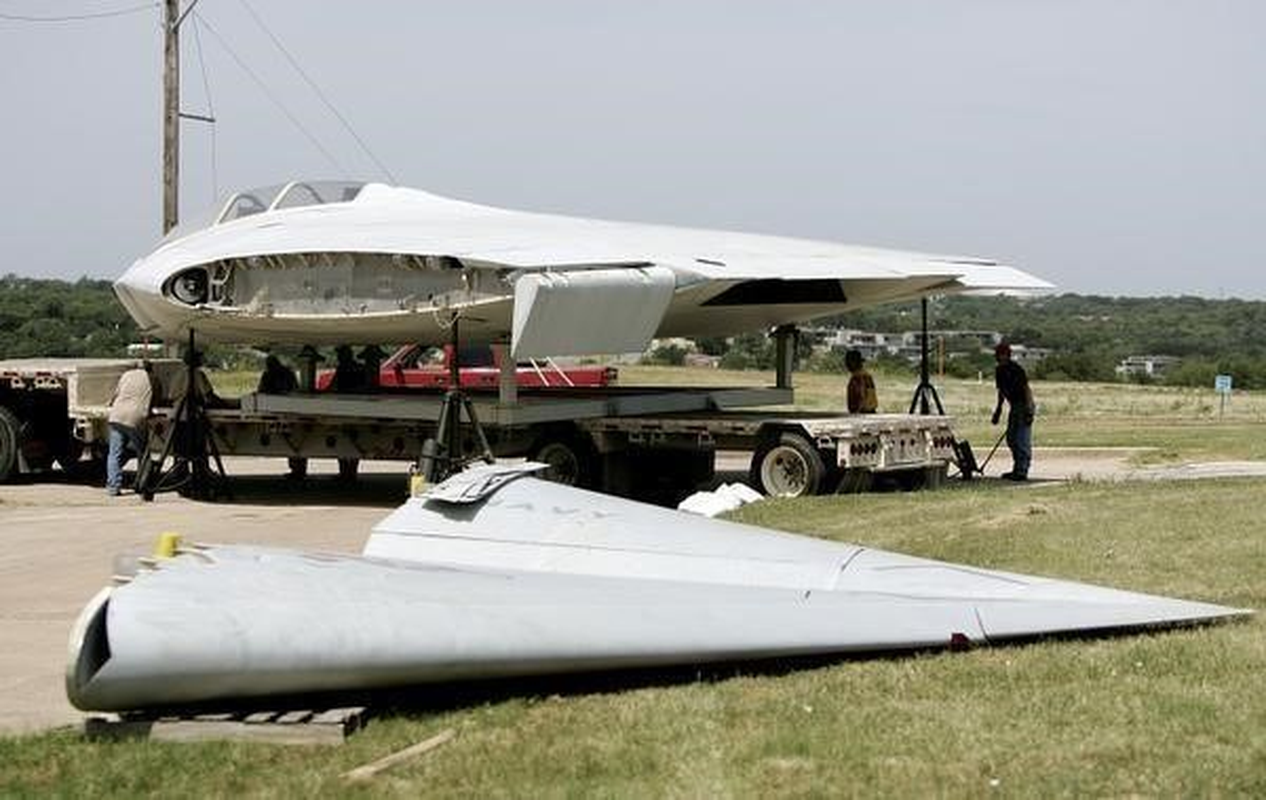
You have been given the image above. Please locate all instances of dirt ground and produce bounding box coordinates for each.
[4,449,1266,736]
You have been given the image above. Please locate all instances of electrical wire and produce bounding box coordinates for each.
[235,0,397,184]
[194,11,350,178]
[0,2,156,23]
[190,13,218,201]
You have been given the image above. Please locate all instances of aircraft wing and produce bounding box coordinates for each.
[67,464,1245,712]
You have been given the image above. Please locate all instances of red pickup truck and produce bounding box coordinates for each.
[316,344,617,391]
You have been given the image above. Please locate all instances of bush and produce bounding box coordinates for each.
[643,343,688,366]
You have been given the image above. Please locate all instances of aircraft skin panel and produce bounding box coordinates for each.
[367,477,858,590]
[512,266,677,358]
[135,183,968,281]
[67,470,1247,712]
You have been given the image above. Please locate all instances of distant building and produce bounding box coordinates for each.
[826,327,1031,364]
[1007,344,1052,364]
[126,342,166,358]
[1116,355,1180,379]
[826,329,903,360]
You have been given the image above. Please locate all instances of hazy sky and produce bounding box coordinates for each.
[2,1,1263,297]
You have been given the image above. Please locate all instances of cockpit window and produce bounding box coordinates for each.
[272,181,365,210]
[218,184,283,223]
[160,181,368,243]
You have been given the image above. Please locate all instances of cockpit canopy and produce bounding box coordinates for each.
[162,180,366,243]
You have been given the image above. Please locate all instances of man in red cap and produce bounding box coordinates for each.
[991,341,1035,481]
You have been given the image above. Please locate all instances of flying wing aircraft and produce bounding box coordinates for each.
[66,464,1245,712]
[114,181,1052,357]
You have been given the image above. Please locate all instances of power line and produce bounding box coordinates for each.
[194,11,350,178]
[236,0,397,184]
[190,13,218,202]
[0,2,156,23]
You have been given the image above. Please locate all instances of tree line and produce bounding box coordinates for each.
[0,275,140,359]
[4,275,1266,388]
[821,294,1266,389]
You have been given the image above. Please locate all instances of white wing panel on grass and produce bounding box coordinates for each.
[67,469,1247,712]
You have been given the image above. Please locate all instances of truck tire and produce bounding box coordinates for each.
[529,434,597,489]
[750,432,827,498]
[0,406,22,483]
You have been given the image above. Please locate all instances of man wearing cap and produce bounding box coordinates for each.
[991,342,1035,481]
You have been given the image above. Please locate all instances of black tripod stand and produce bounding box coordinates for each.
[416,315,496,484]
[136,332,229,501]
[908,296,945,416]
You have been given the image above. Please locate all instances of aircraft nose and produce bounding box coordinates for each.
[113,262,160,330]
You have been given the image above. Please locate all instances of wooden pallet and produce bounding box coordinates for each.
[83,706,368,746]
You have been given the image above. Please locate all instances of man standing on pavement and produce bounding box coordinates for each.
[106,360,155,496]
[991,342,1035,481]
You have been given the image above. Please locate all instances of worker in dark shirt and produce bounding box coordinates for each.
[844,349,878,413]
[257,354,298,395]
[256,354,307,479]
[991,342,1035,481]
[330,345,368,392]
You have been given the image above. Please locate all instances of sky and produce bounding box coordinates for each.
[2,0,1263,298]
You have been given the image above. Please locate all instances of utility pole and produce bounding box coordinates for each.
[163,0,180,234]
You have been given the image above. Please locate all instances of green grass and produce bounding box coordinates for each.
[214,361,1266,477]
[3,479,1264,797]
[618,365,1266,462]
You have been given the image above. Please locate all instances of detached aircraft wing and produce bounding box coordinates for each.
[114,181,1051,356]
[67,464,1245,712]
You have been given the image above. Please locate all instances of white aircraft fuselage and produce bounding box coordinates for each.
[114,181,1051,356]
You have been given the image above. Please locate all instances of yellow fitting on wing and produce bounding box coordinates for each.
[409,471,427,498]
[153,532,182,559]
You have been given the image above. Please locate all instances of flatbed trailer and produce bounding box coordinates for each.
[1,358,957,498]
[177,388,957,498]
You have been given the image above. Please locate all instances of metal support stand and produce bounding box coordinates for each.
[415,316,496,484]
[908,297,944,415]
[296,345,323,393]
[773,324,797,390]
[136,331,229,501]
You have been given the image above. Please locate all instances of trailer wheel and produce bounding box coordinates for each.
[530,435,596,489]
[750,432,827,497]
[0,406,21,483]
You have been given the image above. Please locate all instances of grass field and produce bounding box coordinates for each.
[11,367,1253,796]
[618,364,1266,463]
[2,480,1262,797]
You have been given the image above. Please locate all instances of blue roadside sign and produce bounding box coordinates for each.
[1215,374,1233,394]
